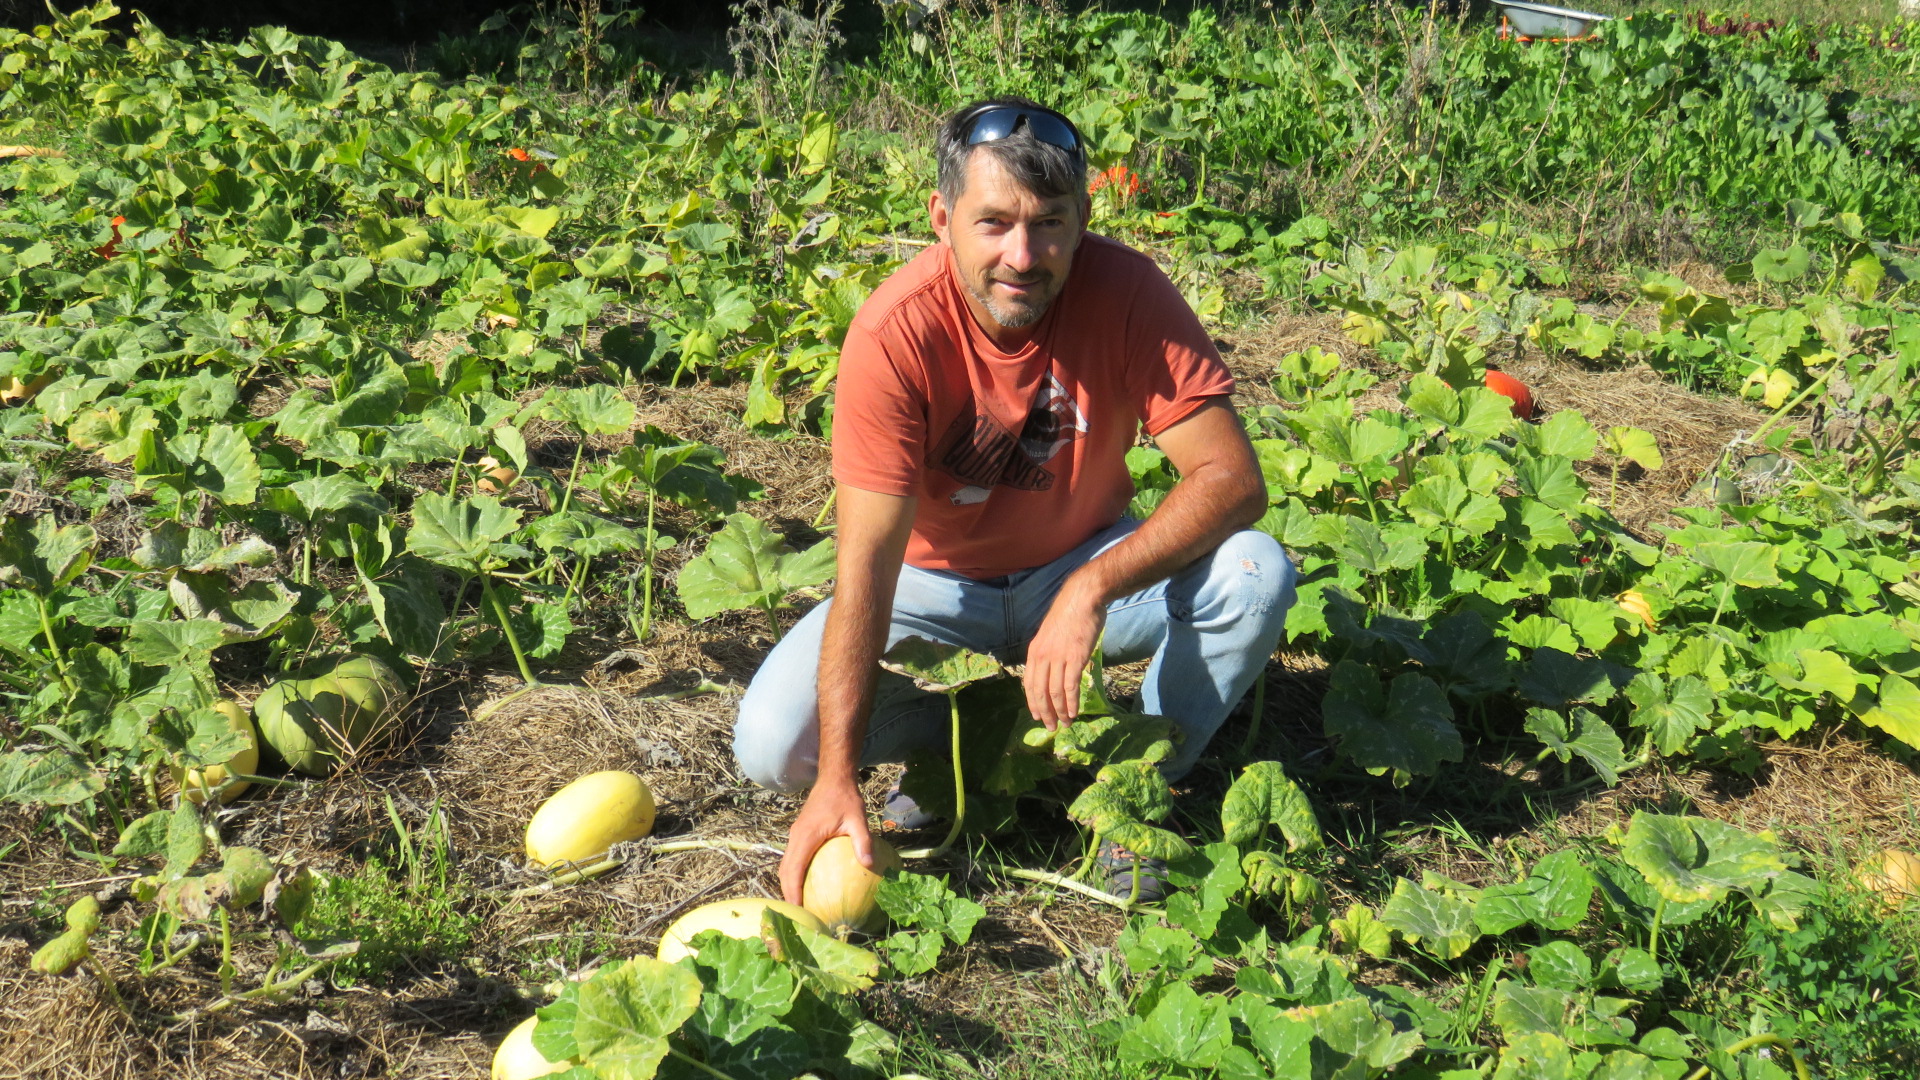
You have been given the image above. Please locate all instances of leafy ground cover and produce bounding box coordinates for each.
[4,2,1920,1078]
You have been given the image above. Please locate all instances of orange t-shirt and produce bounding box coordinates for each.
[831,232,1234,578]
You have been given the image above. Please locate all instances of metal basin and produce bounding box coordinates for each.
[1497,1,1612,38]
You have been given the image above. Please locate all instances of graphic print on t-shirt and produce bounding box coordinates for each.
[935,372,1089,506]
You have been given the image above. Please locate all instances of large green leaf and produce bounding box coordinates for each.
[529,511,644,558]
[406,492,525,575]
[1525,707,1629,784]
[170,424,262,505]
[760,909,879,995]
[1380,877,1481,960]
[1620,812,1787,904]
[1689,541,1781,588]
[545,384,635,437]
[0,748,103,806]
[1219,760,1323,852]
[1493,1031,1582,1080]
[1849,671,1920,750]
[1321,661,1462,778]
[0,515,96,595]
[1475,850,1594,936]
[1623,673,1714,756]
[572,956,703,1080]
[678,514,835,621]
[1117,982,1232,1071]
[1050,712,1175,767]
[876,636,1001,693]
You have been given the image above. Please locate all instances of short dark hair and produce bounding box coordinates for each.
[935,96,1089,211]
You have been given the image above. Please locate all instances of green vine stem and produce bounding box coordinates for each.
[667,1047,744,1080]
[481,573,538,685]
[1000,865,1155,912]
[1681,1034,1809,1080]
[898,691,965,860]
[1238,667,1269,758]
[636,490,659,642]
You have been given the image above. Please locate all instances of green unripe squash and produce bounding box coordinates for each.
[256,655,407,775]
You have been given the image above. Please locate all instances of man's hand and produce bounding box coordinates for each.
[1022,401,1266,727]
[1024,577,1105,730]
[779,780,873,905]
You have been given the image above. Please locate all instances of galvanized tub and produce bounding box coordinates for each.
[1497,2,1612,38]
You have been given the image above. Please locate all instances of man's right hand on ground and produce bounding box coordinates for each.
[778,780,874,906]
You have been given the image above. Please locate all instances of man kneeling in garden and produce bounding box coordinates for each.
[733,97,1297,903]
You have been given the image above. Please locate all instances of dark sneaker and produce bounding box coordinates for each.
[880,784,941,832]
[1095,839,1171,904]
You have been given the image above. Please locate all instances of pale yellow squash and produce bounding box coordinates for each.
[802,835,903,935]
[525,771,656,869]
[170,701,259,805]
[492,1016,572,1080]
[1859,848,1920,909]
[656,898,825,964]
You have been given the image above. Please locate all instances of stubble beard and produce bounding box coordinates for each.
[967,272,1055,330]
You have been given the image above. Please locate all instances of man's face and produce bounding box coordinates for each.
[930,151,1087,336]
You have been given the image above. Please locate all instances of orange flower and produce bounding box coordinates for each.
[506,147,530,161]
[95,214,126,259]
[1088,164,1144,199]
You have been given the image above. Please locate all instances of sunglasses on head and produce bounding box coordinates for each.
[961,105,1086,170]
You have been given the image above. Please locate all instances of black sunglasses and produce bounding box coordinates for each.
[961,105,1086,170]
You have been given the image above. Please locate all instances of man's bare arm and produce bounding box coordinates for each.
[777,485,918,904]
[1023,399,1266,727]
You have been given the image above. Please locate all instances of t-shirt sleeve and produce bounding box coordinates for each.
[831,316,926,497]
[1124,258,1235,436]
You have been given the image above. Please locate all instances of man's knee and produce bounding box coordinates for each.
[1211,529,1297,621]
[732,692,816,793]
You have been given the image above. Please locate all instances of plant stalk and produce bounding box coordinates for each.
[482,573,538,685]
[899,691,966,860]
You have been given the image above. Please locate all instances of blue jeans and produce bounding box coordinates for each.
[732,519,1297,790]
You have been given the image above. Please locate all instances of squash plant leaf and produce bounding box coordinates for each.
[1286,997,1422,1073]
[171,424,262,506]
[1220,760,1323,852]
[685,932,794,1045]
[761,909,879,995]
[1688,541,1781,589]
[1620,812,1787,905]
[1520,648,1626,708]
[1848,671,1920,750]
[544,384,634,437]
[679,513,835,624]
[1493,981,1573,1039]
[1051,712,1175,767]
[1329,903,1395,959]
[1380,877,1481,960]
[406,492,526,575]
[1623,673,1714,756]
[1116,982,1232,1071]
[877,635,1000,694]
[1321,661,1462,778]
[1513,410,1599,460]
[0,515,97,595]
[1525,707,1629,785]
[529,510,644,558]
[1604,426,1664,471]
[1401,374,1514,443]
[1475,850,1594,936]
[0,748,104,807]
[572,956,703,1080]
[1494,1030,1581,1077]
